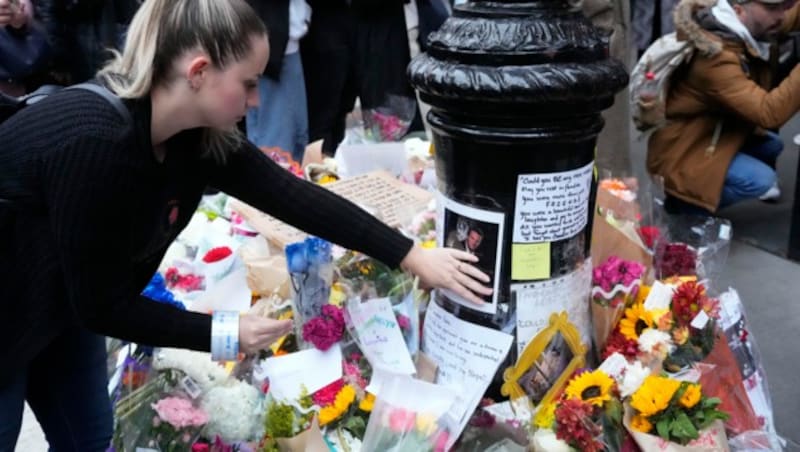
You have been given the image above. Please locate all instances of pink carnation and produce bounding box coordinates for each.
[151,397,208,429]
[396,314,411,332]
[388,408,416,433]
[313,379,345,406]
[302,305,345,351]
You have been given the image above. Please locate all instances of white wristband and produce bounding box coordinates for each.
[211,311,239,361]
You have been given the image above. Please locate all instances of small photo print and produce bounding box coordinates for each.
[519,332,573,405]
[437,193,505,314]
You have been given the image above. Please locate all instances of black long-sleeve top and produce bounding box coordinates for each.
[0,88,413,384]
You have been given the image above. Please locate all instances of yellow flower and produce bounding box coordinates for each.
[631,415,653,433]
[635,285,651,305]
[564,370,615,407]
[318,174,338,185]
[534,402,557,429]
[416,413,438,436]
[329,283,346,307]
[334,385,356,412]
[679,383,702,409]
[359,392,376,412]
[421,240,437,249]
[619,303,656,341]
[630,376,681,417]
[318,405,343,426]
[672,326,690,345]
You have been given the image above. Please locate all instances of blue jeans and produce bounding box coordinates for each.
[0,327,113,452]
[720,131,782,207]
[246,52,309,162]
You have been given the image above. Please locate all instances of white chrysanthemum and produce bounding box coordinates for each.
[152,348,229,392]
[637,328,675,357]
[619,361,651,398]
[531,429,571,452]
[201,382,263,442]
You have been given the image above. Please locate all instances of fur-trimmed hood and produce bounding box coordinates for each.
[673,0,724,57]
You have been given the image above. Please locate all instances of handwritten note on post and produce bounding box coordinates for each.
[422,301,513,442]
[347,298,416,377]
[513,162,593,243]
[512,259,592,355]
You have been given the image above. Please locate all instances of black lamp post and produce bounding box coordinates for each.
[409,0,628,380]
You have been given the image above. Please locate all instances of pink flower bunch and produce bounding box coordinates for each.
[302,304,345,351]
[388,408,416,433]
[395,313,411,332]
[313,379,345,406]
[366,110,411,142]
[164,267,204,292]
[592,256,646,292]
[343,355,368,390]
[151,397,208,429]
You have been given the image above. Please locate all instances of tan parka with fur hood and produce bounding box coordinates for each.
[647,0,800,211]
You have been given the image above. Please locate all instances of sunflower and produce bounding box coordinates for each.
[630,375,681,417]
[334,385,356,412]
[358,392,376,412]
[679,383,702,409]
[318,404,344,426]
[630,415,653,433]
[564,370,615,407]
[619,303,656,341]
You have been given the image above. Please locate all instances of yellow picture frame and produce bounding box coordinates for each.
[501,311,588,414]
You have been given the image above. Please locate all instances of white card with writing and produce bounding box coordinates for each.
[512,259,592,355]
[347,298,416,376]
[512,162,593,243]
[422,301,513,441]
[643,281,674,311]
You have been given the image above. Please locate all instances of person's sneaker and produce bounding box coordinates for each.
[759,182,781,202]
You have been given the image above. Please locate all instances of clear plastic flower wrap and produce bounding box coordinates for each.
[285,237,334,348]
[361,375,457,452]
[362,94,417,142]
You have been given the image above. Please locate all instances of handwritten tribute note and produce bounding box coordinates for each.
[513,162,593,243]
[347,298,416,377]
[231,171,433,248]
[512,259,592,355]
[422,301,513,440]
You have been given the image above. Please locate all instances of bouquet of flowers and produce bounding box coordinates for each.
[336,250,413,302]
[625,375,729,450]
[286,237,334,347]
[362,94,416,142]
[591,256,647,350]
[361,376,457,452]
[260,391,318,452]
[532,369,625,452]
[602,279,720,373]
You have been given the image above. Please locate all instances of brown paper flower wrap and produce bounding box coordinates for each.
[623,375,730,452]
[624,406,729,452]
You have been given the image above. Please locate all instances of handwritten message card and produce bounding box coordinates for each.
[347,298,416,378]
[422,301,513,441]
[513,162,593,243]
[512,259,592,355]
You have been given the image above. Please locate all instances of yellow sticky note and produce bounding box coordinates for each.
[511,243,551,280]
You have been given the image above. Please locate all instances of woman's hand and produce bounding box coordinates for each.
[400,245,493,305]
[0,0,27,29]
[238,314,293,355]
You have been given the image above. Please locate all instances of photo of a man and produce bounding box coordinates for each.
[437,195,505,314]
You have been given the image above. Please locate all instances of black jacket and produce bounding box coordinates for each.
[247,0,290,80]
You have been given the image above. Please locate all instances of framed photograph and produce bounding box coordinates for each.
[501,312,588,413]
[437,193,505,314]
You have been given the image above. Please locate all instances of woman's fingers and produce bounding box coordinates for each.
[458,262,491,284]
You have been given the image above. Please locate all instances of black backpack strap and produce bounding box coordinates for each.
[67,82,133,127]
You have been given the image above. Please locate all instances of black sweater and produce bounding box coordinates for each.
[0,88,413,384]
